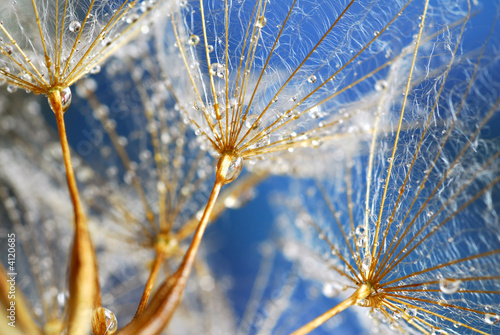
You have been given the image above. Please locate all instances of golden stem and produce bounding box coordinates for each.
[48,91,100,335]
[0,265,43,335]
[117,154,236,334]
[291,284,372,335]
[134,251,165,317]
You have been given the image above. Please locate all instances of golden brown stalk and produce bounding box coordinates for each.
[292,284,373,335]
[134,251,165,317]
[118,154,238,334]
[48,91,101,335]
[0,265,43,335]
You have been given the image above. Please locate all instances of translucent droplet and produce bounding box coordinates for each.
[392,310,401,320]
[375,79,387,91]
[355,225,366,236]
[95,307,118,334]
[361,256,371,273]
[256,16,267,28]
[7,85,17,93]
[439,278,461,294]
[485,313,500,325]
[69,21,82,33]
[307,74,317,83]
[322,282,339,298]
[5,45,13,55]
[244,114,261,130]
[207,45,214,53]
[223,156,243,184]
[356,237,365,247]
[188,34,200,46]
[249,134,270,149]
[60,87,72,112]
[90,65,101,74]
[210,63,226,79]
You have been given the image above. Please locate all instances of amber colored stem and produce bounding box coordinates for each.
[291,284,372,335]
[117,154,236,335]
[0,265,43,335]
[48,91,101,335]
[135,251,165,317]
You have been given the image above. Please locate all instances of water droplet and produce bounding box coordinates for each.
[392,310,401,320]
[60,87,72,112]
[249,134,270,149]
[322,282,339,298]
[90,65,101,74]
[188,34,200,46]
[244,114,261,130]
[355,225,366,236]
[307,74,317,83]
[7,85,17,93]
[223,156,243,184]
[356,237,365,247]
[94,307,118,334]
[5,45,13,55]
[69,21,82,33]
[439,278,461,294]
[256,16,267,28]
[362,256,371,272]
[485,313,500,325]
[375,79,387,91]
[210,63,226,79]
[207,45,214,53]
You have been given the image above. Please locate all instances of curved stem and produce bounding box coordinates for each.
[292,284,372,335]
[134,251,165,317]
[117,154,236,335]
[48,91,100,335]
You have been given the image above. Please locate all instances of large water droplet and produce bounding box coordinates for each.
[307,74,317,83]
[60,87,72,112]
[69,21,82,33]
[210,63,226,79]
[256,16,267,28]
[355,225,366,237]
[322,282,340,298]
[188,34,200,46]
[223,156,243,184]
[439,278,461,294]
[95,307,118,334]
[485,313,500,325]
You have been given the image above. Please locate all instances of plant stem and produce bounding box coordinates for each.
[118,154,236,335]
[134,251,165,317]
[48,91,100,335]
[291,284,372,335]
[0,265,42,335]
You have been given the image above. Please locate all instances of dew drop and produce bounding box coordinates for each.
[322,282,339,298]
[207,45,214,53]
[355,225,366,237]
[60,87,72,112]
[69,21,82,33]
[307,74,317,83]
[244,114,261,130]
[7,85,17,93]
[93,307,118,334]
[223,156,243,184]
[356,237,365,247]
[188,34,200,46]
[375,79,387,91]
[90,65,101,74]
[439,278,461,294]
[485,313,499,325]
[249,134,270,149]
[256,16,267,28]
[5,45,13,55]
[210,63,226,79]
